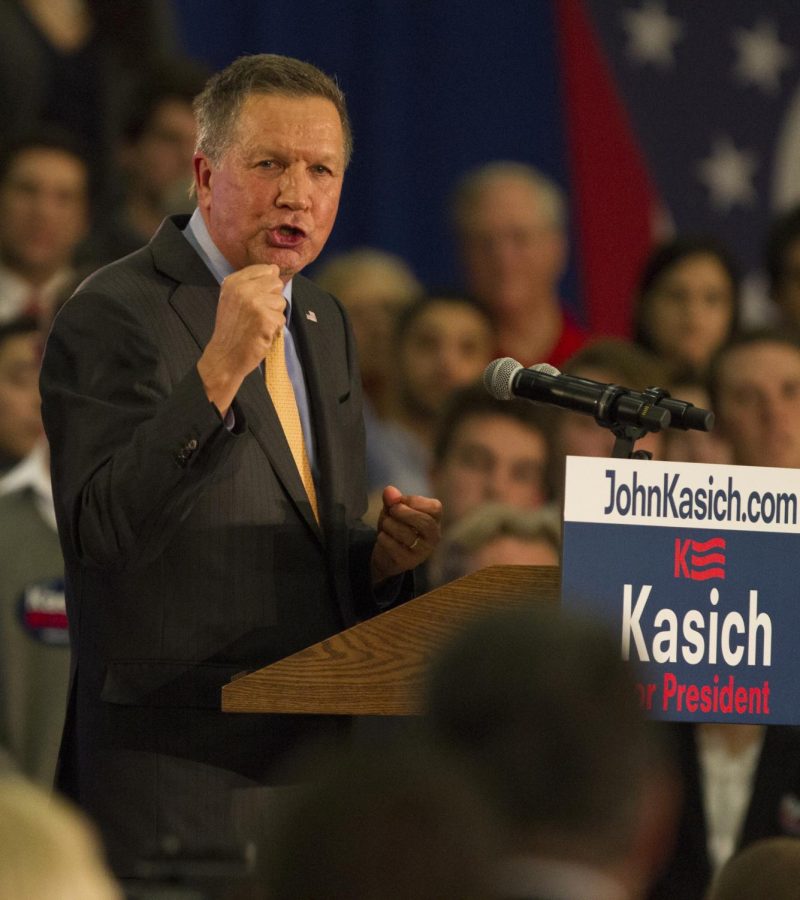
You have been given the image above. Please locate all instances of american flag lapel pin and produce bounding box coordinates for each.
[306,310,318,323]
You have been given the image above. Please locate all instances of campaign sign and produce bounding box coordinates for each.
[561,456,800,724]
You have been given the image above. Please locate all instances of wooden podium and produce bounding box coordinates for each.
[222,564,559,717]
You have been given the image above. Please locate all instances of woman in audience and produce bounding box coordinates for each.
[633,236,740,380]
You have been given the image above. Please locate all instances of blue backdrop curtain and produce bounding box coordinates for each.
[170,0,580,320]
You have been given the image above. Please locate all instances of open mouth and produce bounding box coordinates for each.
[271,224,307,247]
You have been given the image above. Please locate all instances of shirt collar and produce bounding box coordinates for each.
[0,440,57,531]
[183,208,293,319]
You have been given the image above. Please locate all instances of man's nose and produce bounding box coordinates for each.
[276,169,310,210]
[484,465,507,501]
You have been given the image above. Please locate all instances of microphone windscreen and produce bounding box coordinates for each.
[527,362,561,376]
[483,357,522,400]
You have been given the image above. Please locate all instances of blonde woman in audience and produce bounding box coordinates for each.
[0,776,120,899]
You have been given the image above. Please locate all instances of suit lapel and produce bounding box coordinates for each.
[290,278,343,527]
[152,217,323,542]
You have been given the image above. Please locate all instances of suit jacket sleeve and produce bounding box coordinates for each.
[41,286,245,573]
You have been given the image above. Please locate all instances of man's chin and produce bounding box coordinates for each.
[253,246,313,281]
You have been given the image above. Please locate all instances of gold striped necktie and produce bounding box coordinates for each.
[264,327,319,523]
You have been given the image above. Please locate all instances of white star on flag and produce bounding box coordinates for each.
[732,19,794,95]
[696,137,758,212]
[621,0,685,69]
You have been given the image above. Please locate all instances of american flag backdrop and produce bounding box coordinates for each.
[176,1,800,337]
[560,0,800,333]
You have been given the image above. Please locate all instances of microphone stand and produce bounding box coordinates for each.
[611,424,655,460]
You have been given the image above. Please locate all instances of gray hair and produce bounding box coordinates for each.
[429,503,561,586]
[194,53,353,166]
[450,161,566,232]
[313,247,422,302]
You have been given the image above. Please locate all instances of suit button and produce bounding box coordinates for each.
[187,439,198,451]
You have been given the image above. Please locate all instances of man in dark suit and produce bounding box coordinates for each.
[40,54,441,877]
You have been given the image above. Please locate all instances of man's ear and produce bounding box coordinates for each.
[193,154,212,207]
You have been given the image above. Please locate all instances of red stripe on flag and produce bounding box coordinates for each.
[554,0,662,338]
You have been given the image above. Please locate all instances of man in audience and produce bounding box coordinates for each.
[709,329,800,470]
[427,503,560,587]
[252,739,501,900]
[0,316,42,475]
[0,130,90,326]
[81,59,209,266]
[430,384,553,531]
[451,160,588,367]
[424,605,677,899]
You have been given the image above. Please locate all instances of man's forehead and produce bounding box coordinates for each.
[237,92,342,134]
[720,340,800,384]
[4,149,88,192]
[454,413,544,446]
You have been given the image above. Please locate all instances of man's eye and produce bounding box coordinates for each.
[257,160,274,169]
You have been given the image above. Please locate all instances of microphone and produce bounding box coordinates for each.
[483,357,714,433]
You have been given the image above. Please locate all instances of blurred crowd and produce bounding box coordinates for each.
[2,2,800,897]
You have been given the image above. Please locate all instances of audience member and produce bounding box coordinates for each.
[425,605,678,900]
[651,329,800,900]
[248,740,502,900]
[548,339,670,499]
[0,128,90,326]
[428,502,560,587]
[80,58,209,266]
[633,236,740,380]
[0,316,42,474]
[451,160,587,367]
[430,384,553,530]
[764,204,800,332]
[0,436,67,788]
[0,775,120,899]
[650,725,800,900]
[708,329,800,470]
[313,247,423,418]
[367,293,494,499]
[705,837,800,900]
